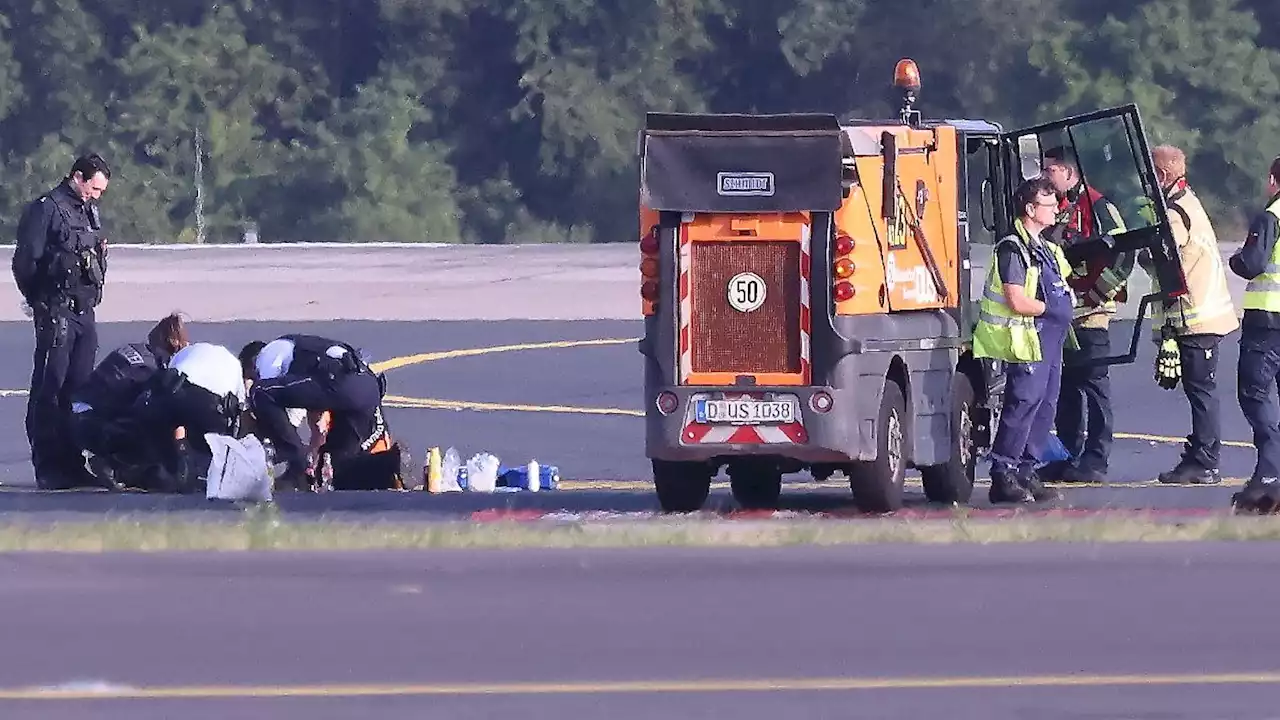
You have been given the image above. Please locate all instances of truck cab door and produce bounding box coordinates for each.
[998,103,1188,368]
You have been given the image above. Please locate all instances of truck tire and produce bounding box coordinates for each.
[848,378,907,513]
[919,371,977,505]
[652,459,712,513]
[729,463,783,510]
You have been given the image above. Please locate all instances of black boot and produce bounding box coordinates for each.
[989,466,1034,504]
[1233,477,1280,513]
[1158,449,1221,485]
[1058,464,1106,484]
[1018,464,1061,503]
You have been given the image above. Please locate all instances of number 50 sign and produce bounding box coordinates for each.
[727,272,767,312]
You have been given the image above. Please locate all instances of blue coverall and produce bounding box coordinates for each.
[988,239,1076,477]
[1230,192,1280,484]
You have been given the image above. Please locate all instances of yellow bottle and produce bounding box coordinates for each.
[425,447,442,493]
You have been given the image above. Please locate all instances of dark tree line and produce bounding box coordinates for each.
[1,0,1275,244]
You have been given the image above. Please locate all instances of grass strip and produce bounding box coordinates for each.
[5,506,1280,552]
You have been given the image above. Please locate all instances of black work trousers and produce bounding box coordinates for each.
[141,380,237,491]
[1056,326,1113,474]
[25,306,97,488]
[1238,327,1280,482]
[1176,333,1224,470]
[249,370,383,472]
[95,381,236,493]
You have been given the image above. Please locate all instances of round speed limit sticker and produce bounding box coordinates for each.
[727,272,767,312]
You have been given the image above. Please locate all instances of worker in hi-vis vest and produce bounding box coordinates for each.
[1229,155,1280,512]
[973,176,1077,505]
[1138,145,1239,486]
[1040,145,1131,485]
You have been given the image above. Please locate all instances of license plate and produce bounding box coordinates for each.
[695,399,795,425]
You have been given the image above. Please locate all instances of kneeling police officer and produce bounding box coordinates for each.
[240,334,394,491]
[69,313,190,488]
[127,342,247,493]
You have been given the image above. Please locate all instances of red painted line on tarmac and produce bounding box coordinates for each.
[461,506,1229,523]
[469,509,550,522]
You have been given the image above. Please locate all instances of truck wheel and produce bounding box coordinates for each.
[919,371,977,505]
[848,378,907,513]
[729,464,783,510]
[652,459,712,513]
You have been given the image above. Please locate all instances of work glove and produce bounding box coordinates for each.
[1155,337,1181,390]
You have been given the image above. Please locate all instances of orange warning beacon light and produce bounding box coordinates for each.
[893,58,921,92]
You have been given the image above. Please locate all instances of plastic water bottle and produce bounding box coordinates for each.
[264,440,276,483]
[319,452,334,492]
[526,459,540,492]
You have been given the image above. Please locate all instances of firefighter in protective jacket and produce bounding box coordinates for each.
[1040,145,1132,484]
[1141,145,1239,485]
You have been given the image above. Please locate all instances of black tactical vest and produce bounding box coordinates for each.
[45,186,107,310]
[74,342,164,413]
[281,334,364,378]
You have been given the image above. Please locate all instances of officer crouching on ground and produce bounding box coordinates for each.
[69,312,191,489]
[973,176,1076,504]
[1230,155,1280,512]
[239,334,397,491]
[126,341,247,493]
[1140,146,1239,485]
[11,154,111,489]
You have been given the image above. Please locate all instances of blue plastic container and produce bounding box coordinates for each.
[497,465,560,491]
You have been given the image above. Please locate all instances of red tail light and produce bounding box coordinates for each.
[640,227,659,254]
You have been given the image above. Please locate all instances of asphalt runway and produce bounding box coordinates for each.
[1,543,1278,719]
[0,318,1263,514]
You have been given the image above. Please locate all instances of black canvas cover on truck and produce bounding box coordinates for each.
[640,112,845,213]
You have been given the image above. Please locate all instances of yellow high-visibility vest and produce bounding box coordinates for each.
[973,220,1079,363]
[1242,197,1280,313]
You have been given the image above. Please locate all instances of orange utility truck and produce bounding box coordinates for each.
[637,59,1189,513]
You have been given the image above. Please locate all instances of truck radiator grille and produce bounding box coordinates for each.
[688,241,801,376]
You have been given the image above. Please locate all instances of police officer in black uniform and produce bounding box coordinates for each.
[68,313,190,489]
[239,334,390,490]
[11,154,111,489]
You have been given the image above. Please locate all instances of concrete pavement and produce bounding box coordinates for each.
[1,543,1278,719]
[0,240,1252,322]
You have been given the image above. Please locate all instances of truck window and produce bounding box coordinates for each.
[964,136,996,246]
[1012,113,1162,238]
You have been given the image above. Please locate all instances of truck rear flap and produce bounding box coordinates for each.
[639,112,845,213]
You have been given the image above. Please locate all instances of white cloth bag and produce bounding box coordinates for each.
[205,433,275,502]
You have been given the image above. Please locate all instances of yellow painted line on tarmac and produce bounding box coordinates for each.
[368,337,640,373]
[1116,431,1253,449]
[6,671,1280,701]
[386,395,643,417]
[0,335,1253,454]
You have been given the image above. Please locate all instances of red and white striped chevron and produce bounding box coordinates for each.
[799,219,812,383]
[682,422,809,444]
[679,222,692,382]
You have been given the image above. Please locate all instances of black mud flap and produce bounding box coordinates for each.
[639,112,845,213]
